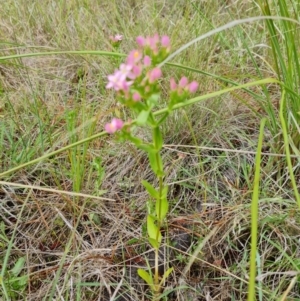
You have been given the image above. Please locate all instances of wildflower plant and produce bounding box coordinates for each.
[105,34,198,299]
[109,34,123,49]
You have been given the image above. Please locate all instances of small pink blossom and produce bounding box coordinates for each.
[170,78,177,91]
[128,64,142,79]
[120,80,134,91]
[136,36,145,47]
[188,81,199,93]
[106,70,133,91]
[150,34,159,46]
[114,34,123,41]
[143,55,151,67]
[148,67,162,83]
[119,63,132,77]
[105,118,124,134]
[110,34,123,43]
[132,92,141,101]
[161,35,170,48]
[146,34,159,53]
[106,70,125,90]
[126,49,142,66]
[179,76,188,88]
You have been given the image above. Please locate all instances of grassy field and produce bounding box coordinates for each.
[1,0,300,300]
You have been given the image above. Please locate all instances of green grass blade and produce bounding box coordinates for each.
[279,90,300,208]
[248,117,266,301]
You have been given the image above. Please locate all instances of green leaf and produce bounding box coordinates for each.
[147,215,161,243]
[127,135,143,146]
[9,275,28,290]
[147,151,164,176]
[146,93,160,107]
[136,110,150,125]
[162,186,168,199]
[147,215,158,239]
[156,153,164,176]
[137,269,153,287]
[127,238,139,245]
[11,257,26,277]
[148,151,159,174]
[137,143,156,153]
[146,200,155,215]
[156,197,168,221]
[142,180,159,199]
[153,126,163,150]
[89,213,101,225]
[148,237,159,249]
[159,267,173,286]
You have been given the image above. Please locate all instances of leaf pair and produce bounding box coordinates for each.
[142,181,169,222]
[137,267,174,293]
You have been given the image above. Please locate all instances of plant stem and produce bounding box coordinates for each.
[154,247,159,300]
[153,127,165,299]
[153,174,164,300]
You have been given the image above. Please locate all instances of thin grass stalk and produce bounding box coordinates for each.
[248,117,266,301]
[279,90,300,208]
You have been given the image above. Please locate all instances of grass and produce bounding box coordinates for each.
[1,0,300,300]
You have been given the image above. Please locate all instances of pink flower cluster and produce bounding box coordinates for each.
[170,76,199,94]
[106,35,170,95]
[104,34,199,134]
[106,48,152,92]
[136,34,170,53]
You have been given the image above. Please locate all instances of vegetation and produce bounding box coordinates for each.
[0,0,299,300]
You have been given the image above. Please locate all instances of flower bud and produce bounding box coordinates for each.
[188,81,199,93]
[148,67,162,83]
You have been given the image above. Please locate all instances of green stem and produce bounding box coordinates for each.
[152,126,165,299]
[248,118,266,301]
[154,247,159,300]
[157,112,170,125]
[153,174,164,300]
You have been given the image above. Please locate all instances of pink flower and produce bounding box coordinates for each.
[189,81,199,93]
[148,67,162,83]
[179,76,188,88]
[105,118,124,134]
[106,70,125,90]
[110,34,123,43]
[114,34,123,41]
[106,70,133,91]
[120,80,134,91]
[128,64,142,79]
[132,92,141,101]
[146,34,159,53]
[136,36,145,47]
[188,81,199,93]
[119,63,132,77]
[170,78,177,91]
[143,55,151,67]
[161,35,170,48]
[126,49,142,66]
